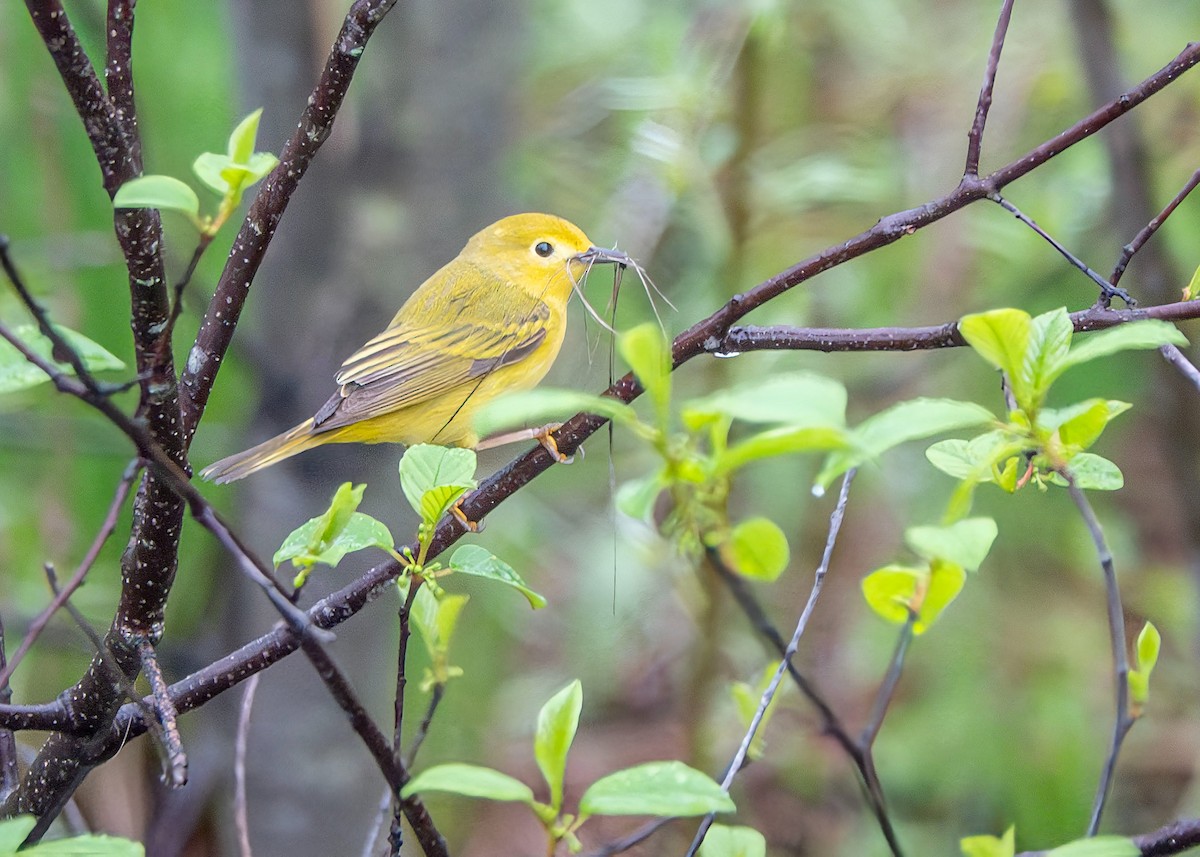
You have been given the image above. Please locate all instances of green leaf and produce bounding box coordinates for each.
[960,309,1032,398]
[400,763,535,804]
[535,679,583,812]
[862,560,965,634]
[904,518,998,572]
[411,585,467,656]
[925,431,1023,482]
[723,517,790,581]
[1039,399,1129,452]
[192,152,237,195]
[719,426,848,474]
[1136,621,1161,674]
[682,373,847,429]
[961,826,1015,857]
[698,824,767,857]
[474,388,639,438]
[1044,835,1139,857]
[1045,454,1124,491]
[112,174,201,218]
[619,323,672,430]
[0,324,126,395]
[817,398,994,487]
[448,544,547,608]
[399,445,478,524]
[228,107,265,164]
[272,484,394,578]
[1023,308,1073,405]
[0,816,36,852]
[1059,320,1186,372]
[579,761,735,818]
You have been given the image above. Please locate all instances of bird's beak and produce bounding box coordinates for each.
[572,246,632,268]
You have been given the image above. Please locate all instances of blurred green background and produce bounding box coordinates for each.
[2,0,1200,855]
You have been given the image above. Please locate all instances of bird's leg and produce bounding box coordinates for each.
[450,498,484,533]
[476,423,576,463]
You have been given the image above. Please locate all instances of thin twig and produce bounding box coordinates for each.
[43,567,160,740]
[0,615,17,802]
[406,685,444,768]
[136,638,188,787]
[964,0,1016,176]
[861,617,915,750]
[1063,471,1133,836]
[1104,168,1200,394]
[685,471,859,857]
[990,193,1134,306]
[235,673,260,857]
[1157,344,1200,392]
[705,553,902,856]
[1110,168,1200,286]
[0,460,139,689]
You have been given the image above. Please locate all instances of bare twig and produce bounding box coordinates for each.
[235,674,261,857]
[136,638,188,788]
[686,472,863,857]
[0,460,139,689]
[0,615,17,802]
[964,0,1016,176]
[990,193,1133,306]
[1110,169,1200,286]
[861,617,916,750]
[1063,471,1134,835]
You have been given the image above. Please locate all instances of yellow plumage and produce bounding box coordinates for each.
[201,213,596,483]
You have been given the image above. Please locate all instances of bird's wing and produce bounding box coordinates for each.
[310,273,553,433]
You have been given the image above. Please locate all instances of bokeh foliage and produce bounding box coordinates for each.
[3,0,1200,854]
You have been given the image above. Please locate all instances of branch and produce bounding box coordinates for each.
[686,472,862,857]
[1064,472,1134,836]
[179,0,400,440]
[964,0,1015,176]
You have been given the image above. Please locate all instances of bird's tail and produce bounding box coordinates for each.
[200,419,320,484]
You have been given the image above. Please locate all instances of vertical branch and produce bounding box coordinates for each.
[964,0,1016,176]
[1064,473,1134,835]
[235,674,261,857]
[0,615,18,801]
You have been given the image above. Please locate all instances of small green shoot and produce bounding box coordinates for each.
[927,308,1186,518]
[273,482,395,588]
[402,680,733,854]
[1128,620,1161,714]
[410,584,467,690]
[114,108,278,235]
[961,825,1015,857]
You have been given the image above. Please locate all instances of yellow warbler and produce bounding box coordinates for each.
[202,213,623,483]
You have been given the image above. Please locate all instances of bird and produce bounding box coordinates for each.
[201,213,626,484]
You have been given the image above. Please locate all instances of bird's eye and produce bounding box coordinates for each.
[534,241,554,258]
